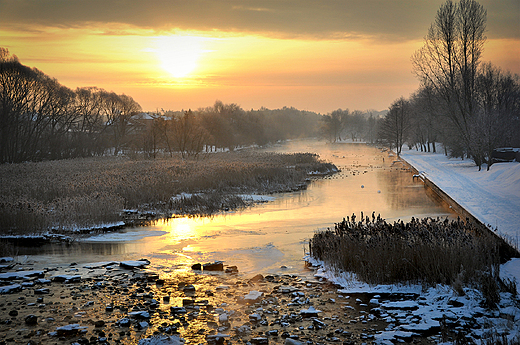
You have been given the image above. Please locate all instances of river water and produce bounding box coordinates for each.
[22,140,457,276]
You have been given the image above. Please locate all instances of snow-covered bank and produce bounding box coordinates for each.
[303,147,520,344]
[400,148,520,249]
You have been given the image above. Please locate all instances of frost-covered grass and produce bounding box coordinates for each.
[309,215,517,308]
[0,151,335,234]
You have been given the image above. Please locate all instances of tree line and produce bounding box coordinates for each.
[0,48,321,163]
[378,0,520,170]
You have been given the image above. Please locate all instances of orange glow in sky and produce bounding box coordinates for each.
[1,0,518,113]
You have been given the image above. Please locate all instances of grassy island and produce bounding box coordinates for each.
[0,151,336,235]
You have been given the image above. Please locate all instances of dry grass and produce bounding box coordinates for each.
[0,151,334,234]
[309,214,519,308]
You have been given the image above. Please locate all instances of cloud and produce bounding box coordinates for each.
[1,0,517,41]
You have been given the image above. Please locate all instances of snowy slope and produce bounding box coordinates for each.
[401,148,520,247]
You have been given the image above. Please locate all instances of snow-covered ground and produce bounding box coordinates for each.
[401,148,520,294]
[306,147,520,344]
[401,147,520,248]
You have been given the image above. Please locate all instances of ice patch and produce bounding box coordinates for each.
[82,230,167,242]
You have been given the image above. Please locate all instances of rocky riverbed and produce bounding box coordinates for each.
[1,257,516,345]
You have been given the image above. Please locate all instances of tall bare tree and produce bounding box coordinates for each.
[412,0,486,161]
[379,97,412,156]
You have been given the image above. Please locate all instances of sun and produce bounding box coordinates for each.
[155,36,206,78]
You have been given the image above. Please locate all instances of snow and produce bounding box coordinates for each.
[400,148,520,247]
[237,194,276,202]
[400,148,520,291]
[0,284,21,294]
[305,147,520,343]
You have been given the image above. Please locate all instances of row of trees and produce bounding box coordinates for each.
[320,109,381,144]
[0,48,142,163]
[143,103,321,158]
[378,0,520,170]
[0,48,322,162]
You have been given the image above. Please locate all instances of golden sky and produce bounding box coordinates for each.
[1,0,519,113]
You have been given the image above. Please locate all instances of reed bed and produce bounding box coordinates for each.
[309,214,518,307]
[0,151,334,234]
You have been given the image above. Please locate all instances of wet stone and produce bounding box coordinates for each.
[203,262,224,271]
[24,314,38,325]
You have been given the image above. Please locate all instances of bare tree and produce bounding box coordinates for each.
[379,97,412,156]
[412,0,486,162]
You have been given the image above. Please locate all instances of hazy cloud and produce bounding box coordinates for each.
[1,0,517,40]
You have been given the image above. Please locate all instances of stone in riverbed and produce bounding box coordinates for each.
[251,337,268,345]
[285,339,304,345]
[203,261,224,271]
[191,263,202,270]
[206,334,230,345]
[0,284,21,294]
[52,275,81,283]
[55,323,88,336]
[25,314,38,325]
[249,274,264,283]
[120,259,151,269]
[300,306,321,317]
[128,311,150,319]
[240,290,263,304]
[138,335,184,345]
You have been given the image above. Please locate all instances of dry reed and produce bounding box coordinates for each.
[309,214,519,308]
[0,151,334,234]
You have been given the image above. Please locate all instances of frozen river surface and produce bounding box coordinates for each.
[26,140,457,275]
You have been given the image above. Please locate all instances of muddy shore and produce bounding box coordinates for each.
[0,258,452,345]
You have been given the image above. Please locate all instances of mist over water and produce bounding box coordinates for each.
[24,140,457,275]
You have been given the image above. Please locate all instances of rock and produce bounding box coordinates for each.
[0,284,21,294]
[138,335,184,345]
[0,271,44,281]
[249,313,262,322]
[191,263,202,270]
[300,306,322,317]
[206,334,230,345]
[117,318,131,327]
[266,329,279,336]
[278,285,299,294]
[8,310,18,316]
[249,274,264,282]
[182,284,196,293]
[25,314,38,325]
[34,288,50,294]
[170,307,187,315]
[225,266,238,274]
[94,320,105,327]
[285,339,304,345]
[120,259,151,269]
[128,311,150,319]
[55,323,88,336]
[203,261,224,271]
[251,337,268,345]
[52,275,81,283]
[242,290,263,304]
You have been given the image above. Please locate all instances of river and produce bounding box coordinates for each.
[20,140,457,276]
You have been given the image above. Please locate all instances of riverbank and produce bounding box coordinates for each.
[400,147,520,250]
[302,144,520,344]
[0,258,390,345]
[0,151,337,239]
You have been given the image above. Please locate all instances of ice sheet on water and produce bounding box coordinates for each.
[237,194,276,202]
[82,230,168,242]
